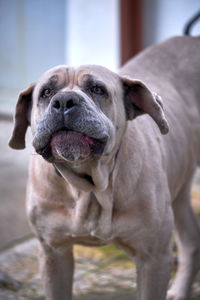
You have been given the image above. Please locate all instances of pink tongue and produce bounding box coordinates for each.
[51,130,91,161]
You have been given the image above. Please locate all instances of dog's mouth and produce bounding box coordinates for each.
[35,130,107,163]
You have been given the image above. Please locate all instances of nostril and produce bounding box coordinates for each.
[52,96,78,113]
[53,100,61,110]
[66,99,75,109]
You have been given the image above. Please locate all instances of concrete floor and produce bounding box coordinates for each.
[0,117,32,249]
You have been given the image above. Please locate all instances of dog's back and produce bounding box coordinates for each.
[120,36,200,200]
[120,36,200,104]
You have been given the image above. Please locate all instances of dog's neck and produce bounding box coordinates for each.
[53,151,120,240]
[54,144,121,192]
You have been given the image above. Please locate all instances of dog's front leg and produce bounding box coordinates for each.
[135,248,172,300]
[92,188,113,239]
[39,242,74,300]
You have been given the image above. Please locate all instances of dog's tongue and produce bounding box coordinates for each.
[51,130,92,161]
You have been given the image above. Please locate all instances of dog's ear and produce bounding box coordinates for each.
[9,83,35,149]
[122,76,169,134]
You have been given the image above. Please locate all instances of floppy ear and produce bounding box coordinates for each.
[9,83,35,149]
[122,76,169,134]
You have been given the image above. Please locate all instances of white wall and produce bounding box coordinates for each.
[66,0,120,71]
[0,0,120,113]
[0,0,199,113]
[0,0,66,113]
[0,0,66,89]
[142,0,200,48]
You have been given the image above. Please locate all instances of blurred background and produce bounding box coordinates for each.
[0,0,200,299]
[0,0,200,114]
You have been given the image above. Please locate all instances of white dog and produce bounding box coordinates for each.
[9,35,200,300]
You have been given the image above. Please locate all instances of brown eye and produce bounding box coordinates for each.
[90,85,105,95]
[41,89,52,98]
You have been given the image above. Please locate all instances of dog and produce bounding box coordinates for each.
[9,35,200,300]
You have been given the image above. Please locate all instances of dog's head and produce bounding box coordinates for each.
[9,65,169,188]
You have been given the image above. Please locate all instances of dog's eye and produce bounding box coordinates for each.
[41,89,52,99]
[90,85,106,96]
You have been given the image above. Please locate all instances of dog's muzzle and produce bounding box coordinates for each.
[36,129,107,162]
[33,91,111,162]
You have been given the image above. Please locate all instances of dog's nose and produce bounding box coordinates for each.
[51,93,79,114]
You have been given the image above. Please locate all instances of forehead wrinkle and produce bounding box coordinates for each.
[74,69,88,87]
[45,71,65,86]
[67,67,76,89]
[81,73,94,82]
[78,73,104,88]
[47,74,58,85]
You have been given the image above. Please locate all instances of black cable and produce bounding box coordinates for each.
[184,10,200,35]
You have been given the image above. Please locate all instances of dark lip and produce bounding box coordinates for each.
[35,129,107,162]
[35,143,53,161]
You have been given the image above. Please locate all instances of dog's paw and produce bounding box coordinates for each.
[166,293,175,300]
[167,290,186,300]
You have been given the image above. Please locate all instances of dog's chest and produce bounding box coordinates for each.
[32,189,116,248]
